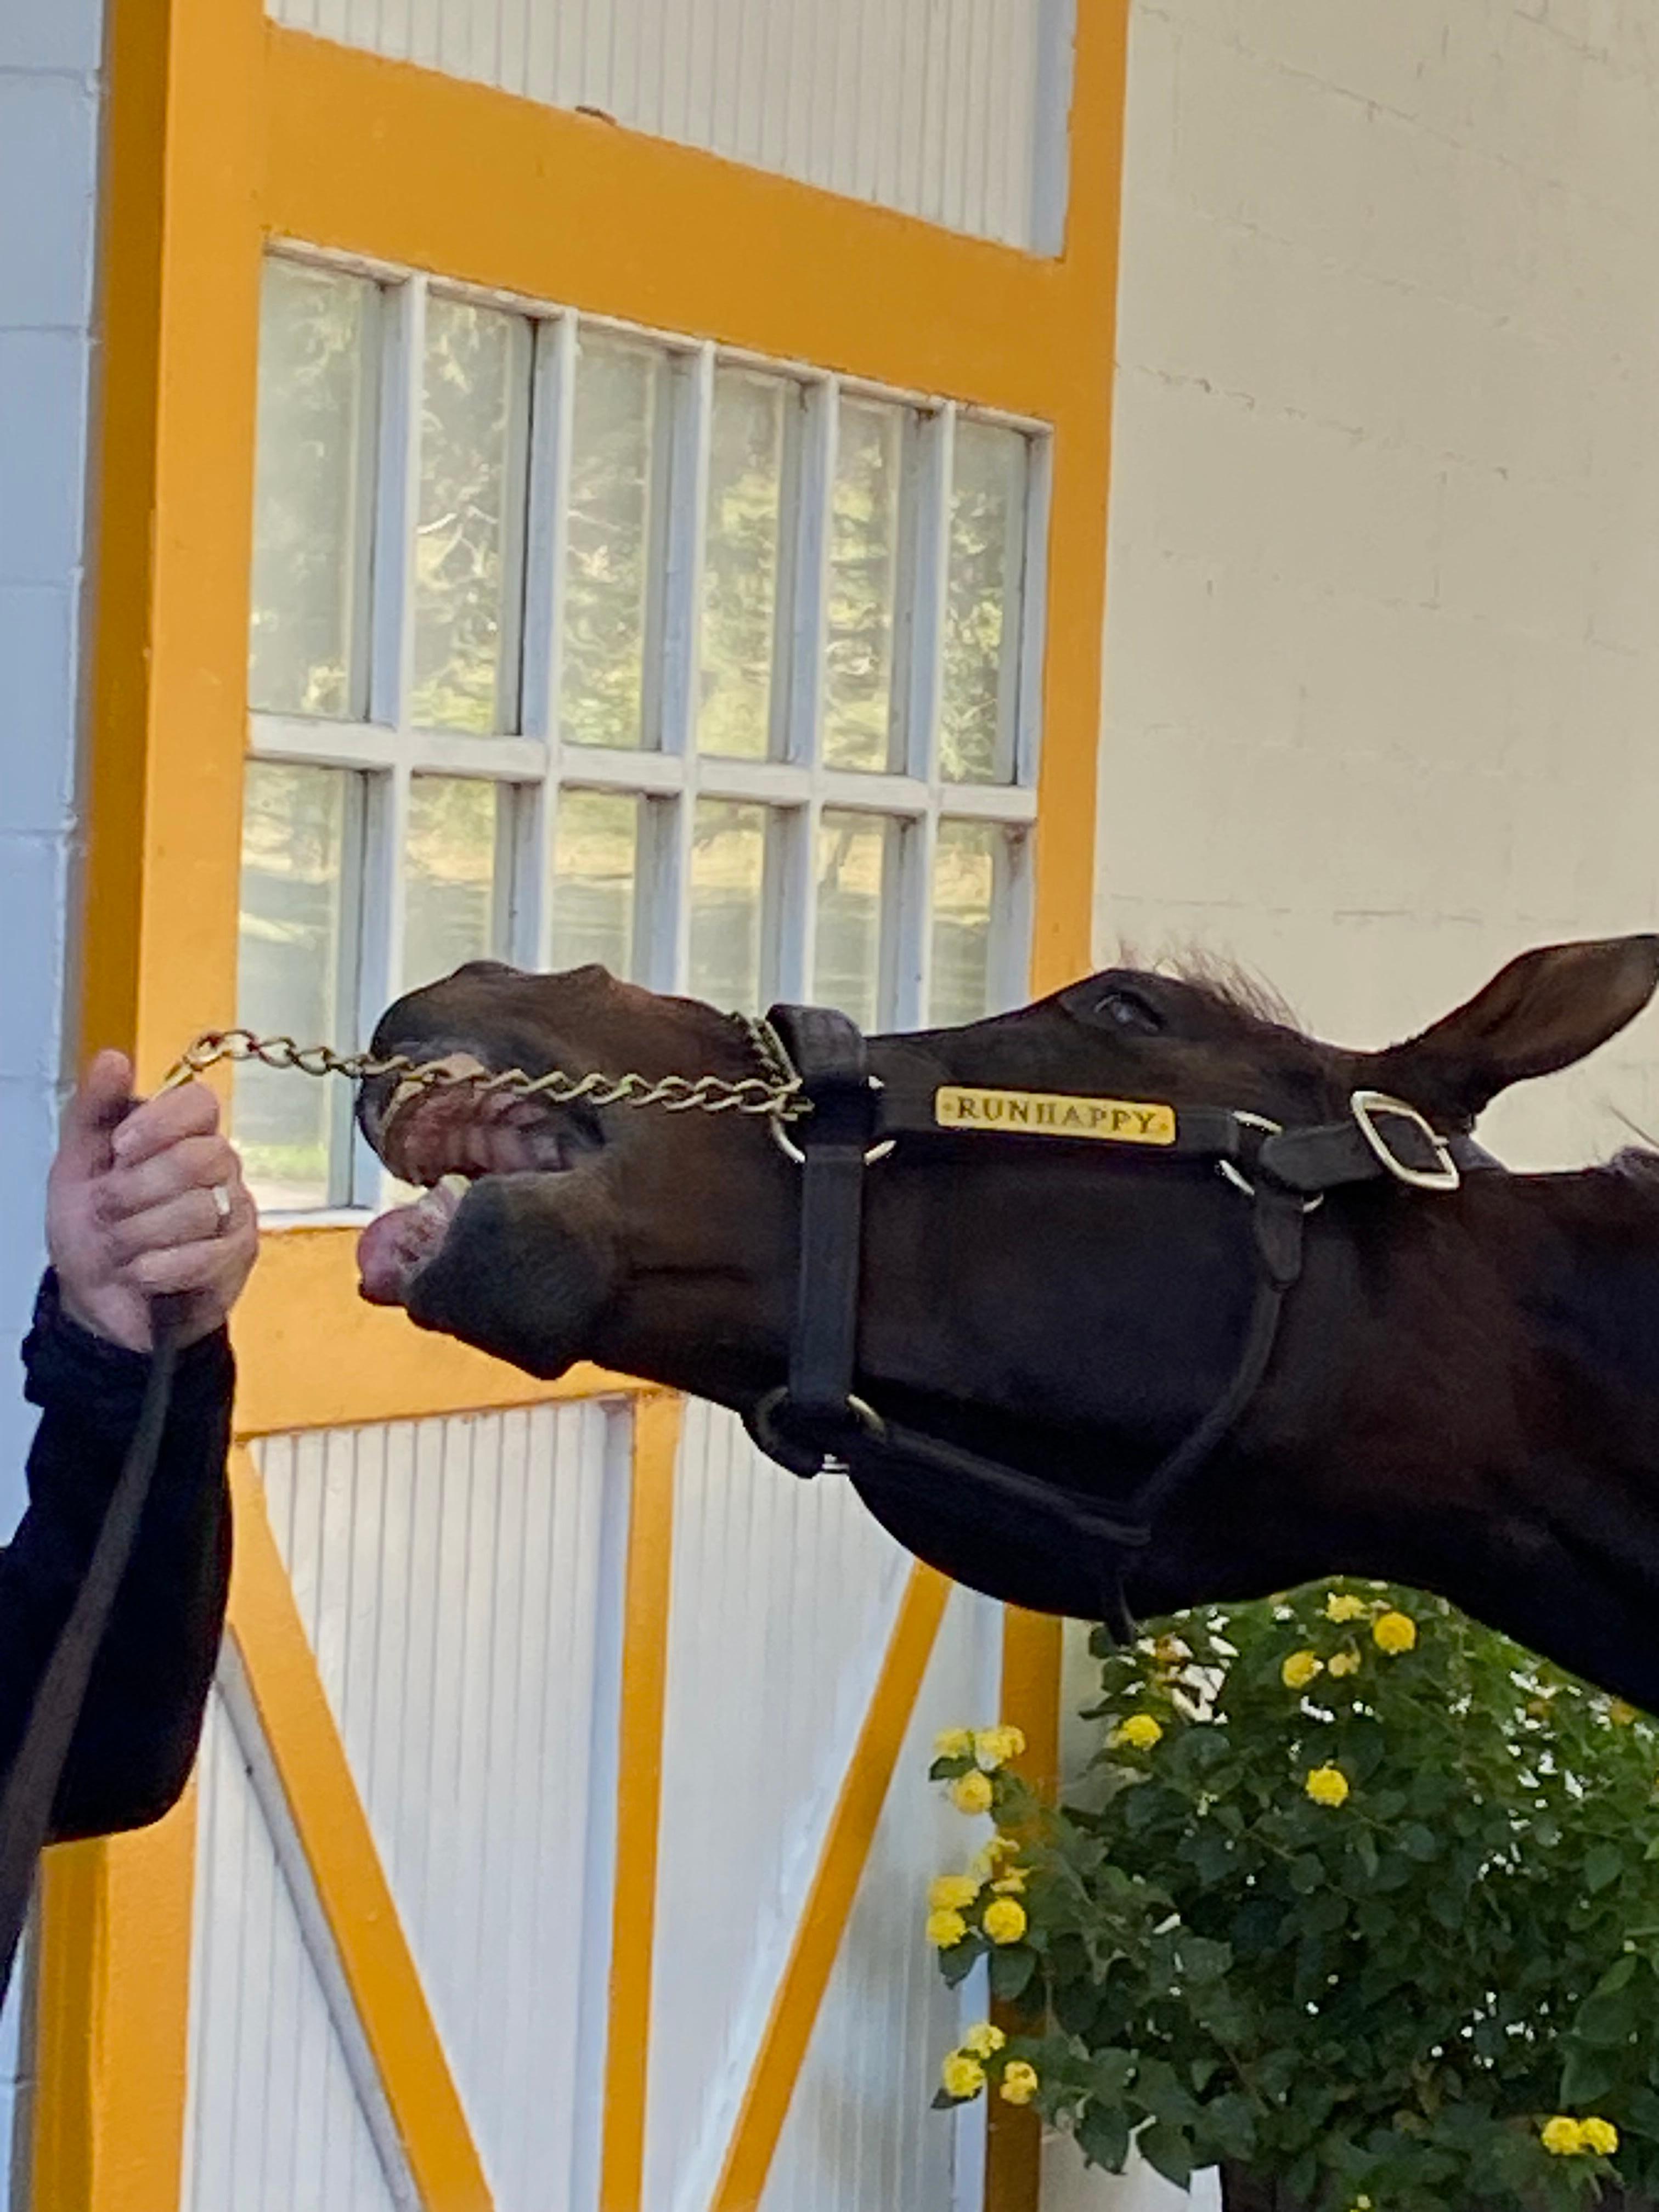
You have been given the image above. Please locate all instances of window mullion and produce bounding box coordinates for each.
[897,403,954,1026]
[524,311,578,968]
[907,403,953,799]
[369,275,426,732]
[661,343,713,992]
[352,272,425,1203]
[1015,424,1053,795]
[895,812,936,1031]
[352,760,412,1203]
[785,379,834,768]
[778,799,817,1006]
[787,381,833,1006]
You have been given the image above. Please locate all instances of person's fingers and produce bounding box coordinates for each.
[95,1133,239,1221]
[101,1187,229,1266]
[125,1226,254,1301]
[56,1051,136,1177]
[109,1081,219,1169]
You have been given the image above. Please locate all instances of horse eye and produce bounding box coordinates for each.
[1096,988,1164,1035]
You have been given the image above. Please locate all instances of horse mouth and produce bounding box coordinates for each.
[356,1052,603,1306]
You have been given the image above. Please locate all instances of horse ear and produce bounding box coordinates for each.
[1367,936,1659,1126]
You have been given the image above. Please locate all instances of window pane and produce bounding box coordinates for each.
[823,400,904,772]
[549,788,641,979]
[562,334,664,752]
[688,799,769,1008]
[412,297,530,734]
[930,819,1015,1027]
[940,421,1029,785]
[249,260,378,720]
[236,763,357,1211]
[814,811,896,1030]
[698,370,786,760]
[403,777,502,992]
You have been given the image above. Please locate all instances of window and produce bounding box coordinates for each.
[239,256,1046,1212]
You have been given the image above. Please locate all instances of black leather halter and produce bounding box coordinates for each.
[741,1002,1496,1645]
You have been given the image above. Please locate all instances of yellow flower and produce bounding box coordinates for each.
[1349,2198,1372,2211]
[1329,1650,1361,1678]
[926,1909,968,1949]
[983,1897,1028,1945]
[992,1867,1029,1894]
[1373,1611,1417,1655]
[1542,2117,1586,2156]
[1112,1714,1164,1751]
[969,1836,1019,1881]
[1305,1765,1351,1808]
[934,1727,974,1760]
[950,1771,994,1816]
[1582,2117,1620,2156]
[961,2021,1006,2059]
[974,1724,1027,1770]
[941,2052,986,2101]
[1325,1593,1368,1624]
[1610,1701,1638,1728]
[1000,2060,1040,2106]
[929,1874,982,1914]
[1282,1649,1323,1691]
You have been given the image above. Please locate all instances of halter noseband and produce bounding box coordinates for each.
[740,1003,1496,1645]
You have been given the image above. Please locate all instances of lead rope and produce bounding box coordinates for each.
[0,1282,185,2002]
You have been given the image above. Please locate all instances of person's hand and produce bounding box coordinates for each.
[47,1051,259,1352]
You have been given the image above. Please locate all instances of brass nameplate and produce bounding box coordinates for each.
[933,1087,1177,1144]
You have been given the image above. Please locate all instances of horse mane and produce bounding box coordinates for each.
[1109,940,1306,1033]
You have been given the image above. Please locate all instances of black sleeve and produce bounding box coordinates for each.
[0,1273,233,1842]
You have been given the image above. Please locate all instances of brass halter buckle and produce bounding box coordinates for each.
[1349,1089,1461,1193]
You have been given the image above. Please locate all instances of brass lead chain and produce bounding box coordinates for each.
[161,1023,811,1123]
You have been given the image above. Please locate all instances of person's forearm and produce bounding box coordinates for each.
[2,1273,234,1839]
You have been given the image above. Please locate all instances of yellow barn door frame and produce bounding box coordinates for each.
[33,1,1130,2205]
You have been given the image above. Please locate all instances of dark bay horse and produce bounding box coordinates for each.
[354,935,1659,1708]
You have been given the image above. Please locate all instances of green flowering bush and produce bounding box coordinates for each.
[927,1585,1659,2211]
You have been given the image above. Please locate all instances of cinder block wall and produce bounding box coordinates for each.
[1098,0,1659,1171]
[0,0,107,2181]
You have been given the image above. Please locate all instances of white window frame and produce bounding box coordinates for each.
[247,247,1049,1211]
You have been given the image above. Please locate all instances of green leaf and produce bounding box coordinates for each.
[1573,1987,1638,2047]
[1178,1937,1232,1986]
[1595,1952,1639,1996]
[1138,2123,1195,2191]
[1076,2102,1132,2173]
[1587,1843,1624,1894]
[1289,1853,1324,1895]
[988,1945,1037,2001]
[1560,2044,1618,2106]
[1089,2049,1135,2102]
[938,1936,986,1988]
[1200,2091,1259,2162]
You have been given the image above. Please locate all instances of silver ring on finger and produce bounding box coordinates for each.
[210,1182,234,1237]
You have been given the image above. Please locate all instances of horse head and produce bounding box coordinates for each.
[355,936,1659,1705]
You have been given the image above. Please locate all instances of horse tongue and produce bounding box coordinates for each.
[357,1176,466,1306]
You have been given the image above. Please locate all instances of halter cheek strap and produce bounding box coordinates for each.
[742,1004,1496,1646]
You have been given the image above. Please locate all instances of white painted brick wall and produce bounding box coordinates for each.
[0,0,108,2183]
[1097,0,1659,1173]
[1063,8,1659,2203]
